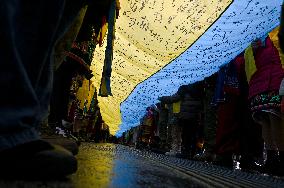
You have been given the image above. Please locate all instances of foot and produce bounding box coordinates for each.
[0,140,77,179]
[193,150,216,162]
[40,124,80,155]
[213,154,233,168]
[261,160,284,177]
[42,135,79,155]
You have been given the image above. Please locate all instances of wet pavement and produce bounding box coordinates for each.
[1,143,284,188]
[72,143,203,188]
[0,143,203,188]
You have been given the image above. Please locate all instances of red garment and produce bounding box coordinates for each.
[235,55,246,80]
[249,37,284,99]
[215,95,241,155]
[68,101,77,122]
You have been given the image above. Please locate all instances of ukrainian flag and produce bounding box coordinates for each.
[91,0,282,136]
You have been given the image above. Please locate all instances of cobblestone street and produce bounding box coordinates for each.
[1,143,284,188]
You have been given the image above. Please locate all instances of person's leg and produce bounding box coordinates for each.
[170,124,179,154]
[259,114,277,151]
[49,64,72,127]
[204,102,217,154]
[0,0,84,178]
[0,0,84,151]
[254,112,280,175]
[215,95,242,167]
[176,123,182,154]
[260,113,278,164]
[269,113,284,175]
[240,117,264,171]
[269,113,284,151]
[0,0,66,151]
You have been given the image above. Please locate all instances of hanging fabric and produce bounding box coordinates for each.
[244,45,257,83]
[99,0,116,97]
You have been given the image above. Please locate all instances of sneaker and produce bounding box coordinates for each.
[0,140,77,179]
[42,135,79,155]
[40,126,80,155]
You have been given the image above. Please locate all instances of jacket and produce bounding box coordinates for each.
[159,82,203,119]
[248,37,284,99]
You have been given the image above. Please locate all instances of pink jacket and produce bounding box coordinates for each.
[249,37,284,99]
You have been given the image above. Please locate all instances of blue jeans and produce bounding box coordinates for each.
[0,0,83,151]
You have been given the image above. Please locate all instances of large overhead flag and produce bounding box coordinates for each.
[91,0,282,135]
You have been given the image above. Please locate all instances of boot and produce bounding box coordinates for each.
[42,135,79,155]
[0,140,77,179]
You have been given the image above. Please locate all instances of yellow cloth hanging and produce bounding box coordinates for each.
[244,45,257,82]
[173,101,181,114]
[92,0,232,134]
[99,77,109,97]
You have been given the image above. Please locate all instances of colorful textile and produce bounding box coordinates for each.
[250,91,281,112]
[90,1,282,135]
[172,101,181,114]
[224,54,245,95]
[216,95,241,155]
[212,66,227,106]
[248,37,284,99]
[244,45,257,83]
[99,0,116,97]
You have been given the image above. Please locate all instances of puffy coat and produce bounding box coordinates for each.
[248,37,284,99]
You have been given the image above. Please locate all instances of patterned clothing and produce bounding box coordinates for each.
[250,91,281,112]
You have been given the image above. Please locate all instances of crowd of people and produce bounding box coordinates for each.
[0,0,283,181]
[119,28,284,177]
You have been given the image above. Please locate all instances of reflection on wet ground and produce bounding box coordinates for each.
[71,143,115,188]
[72,143,202,188]
[0,143,203,188]
[2,143,284,187]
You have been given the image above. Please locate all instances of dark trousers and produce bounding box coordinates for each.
[179,118,199,155]
[0,0,84,150]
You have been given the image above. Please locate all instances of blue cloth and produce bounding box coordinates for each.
[211,66,227,106]
[224,60,240,90]
[0,0,82,151]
